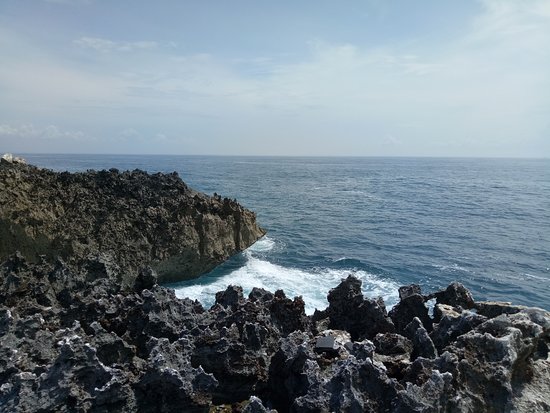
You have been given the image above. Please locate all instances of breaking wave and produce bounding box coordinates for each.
[172,237,399,315]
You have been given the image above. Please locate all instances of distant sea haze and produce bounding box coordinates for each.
[25,154,550,312]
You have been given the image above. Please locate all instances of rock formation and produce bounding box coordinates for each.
[1,254,548,412]
[1,158,548,412]
[0,158,265,284]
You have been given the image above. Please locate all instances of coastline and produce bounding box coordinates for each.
[1,156,549,412]
[1,253,549,412]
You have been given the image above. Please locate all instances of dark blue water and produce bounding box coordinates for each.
[24,154,550,313]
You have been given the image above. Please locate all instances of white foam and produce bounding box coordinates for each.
[433,263,471,273]
[248,236,276,253]
[174,255,399,315]
[522,273,548,281]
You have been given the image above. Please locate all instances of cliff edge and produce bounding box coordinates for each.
[0,156,266,285]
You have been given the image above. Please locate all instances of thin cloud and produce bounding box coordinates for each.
[0,124,86,141]
[468,0,550,52]
[2,0,549,156]
[74,37,158,53]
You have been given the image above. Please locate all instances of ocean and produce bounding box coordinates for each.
[23,154,550,313]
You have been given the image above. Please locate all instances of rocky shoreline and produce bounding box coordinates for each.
[1,157,549,412]
[1,253,549,412]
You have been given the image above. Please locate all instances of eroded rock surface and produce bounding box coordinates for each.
[0,160,265,284]
[1,256,549,412]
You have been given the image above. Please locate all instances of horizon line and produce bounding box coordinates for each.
[16,152,550,161]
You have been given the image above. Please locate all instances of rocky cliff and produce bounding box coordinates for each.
[1,156,549,412]
[0,157,266,285]
[0,254,548,412]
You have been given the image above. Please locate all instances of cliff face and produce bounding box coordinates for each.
[0,158,265,285]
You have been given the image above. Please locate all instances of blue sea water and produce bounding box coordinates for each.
[23,155,550,313]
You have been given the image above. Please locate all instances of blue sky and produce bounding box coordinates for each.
[0,0,549,156]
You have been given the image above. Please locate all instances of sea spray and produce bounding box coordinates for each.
[172,236,400,314]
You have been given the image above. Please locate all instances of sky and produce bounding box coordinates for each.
[0,0,549,157]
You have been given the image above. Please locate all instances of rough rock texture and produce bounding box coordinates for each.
[313,274,395,341]
[0,160,265,284]
[1,256,549,413]
[389,284,433,334]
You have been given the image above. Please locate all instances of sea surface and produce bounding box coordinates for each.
[24,155,550,313]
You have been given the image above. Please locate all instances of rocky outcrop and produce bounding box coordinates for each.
[0,159,265,285]
[1,255,549,413]
[1,153,26,164]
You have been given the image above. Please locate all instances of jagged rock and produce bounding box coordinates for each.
[432,302,461,322]
[89,321,136,366]
[430,304,487,352]
[268,329,404,412]
[135,365,217,413]
[345,339,376,360]
[191,323,270,403]
[133,267,158,292]
[398,284,422,300]
[389,286,432,334]
[242,396,276,413]
[404,317,437,359]
[373,333,413,357]
[1,153,26,164]
[475,301,525,318]
[0,161,265,285]
[372,333,413,380]
[322,357,402,413]
[215,285,244,309]
[268,290,310,336]
[1,256,549,412]
[267,331,317,412]
[429,282,475,309]
[394,369,454,412]
[248,287,274,303]
[323,275,395,340]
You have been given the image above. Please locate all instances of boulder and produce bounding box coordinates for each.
[215,285,244,309]
[404,317,437,359]
[324,275,395,340]
[429,282,475,309]
[430,304,487,352]
[389,285,432,333]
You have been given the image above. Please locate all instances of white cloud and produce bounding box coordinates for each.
[74,37,158,53]
[468,0,550,52]
[2,0,549,156]
[120,128,139,139]
[0,124,86,140]
[0,28,126,114]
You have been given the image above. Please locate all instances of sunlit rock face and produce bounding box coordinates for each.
[0,159,266,285]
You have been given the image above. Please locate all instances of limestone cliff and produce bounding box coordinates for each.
[0,157,266,285]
